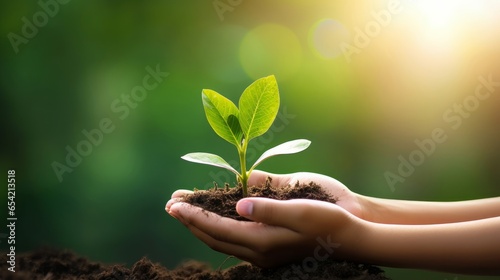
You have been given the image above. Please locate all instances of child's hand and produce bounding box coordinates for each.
[166,170,365,219]
[247,170,364,218]
[165,171,365,267]
[167,196,362,267]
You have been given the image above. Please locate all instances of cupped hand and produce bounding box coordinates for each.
[167,171,364,219]
[246,170,364,219]
[165,171,365,267]
[168,197,362,267]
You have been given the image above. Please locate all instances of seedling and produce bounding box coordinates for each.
[181,75,310,197]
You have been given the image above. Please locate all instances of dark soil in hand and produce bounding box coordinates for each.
[182,177,338,221]
[0,248,389,280]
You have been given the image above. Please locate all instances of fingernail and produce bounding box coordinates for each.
[237,199,253,216]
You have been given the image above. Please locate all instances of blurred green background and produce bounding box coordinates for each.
[1,1,499,279]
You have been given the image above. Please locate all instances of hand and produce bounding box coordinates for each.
[247,170,365,219]
[165,171,365,267]
[167,170,364,219]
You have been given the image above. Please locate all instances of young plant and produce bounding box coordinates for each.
[181,75,310,197]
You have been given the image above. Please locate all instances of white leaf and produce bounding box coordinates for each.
[250,139,311,171]
[181,153,239,176]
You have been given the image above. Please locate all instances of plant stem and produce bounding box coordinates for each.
[238,139,249,197]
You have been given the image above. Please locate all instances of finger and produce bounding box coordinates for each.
[169,202,264,242]
[166,197,184,213]
[171,189,193,198]
[169,202,301,251]
[185,222,302,268]
[236,197,338,232]
[247,170,273,186]
[286,172,350,199]
[168,202,244,242]
[248,170,292,188]
[166,190,194,213]
[181,219,257,263]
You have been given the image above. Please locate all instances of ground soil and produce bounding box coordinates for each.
[0,178,390,279]
[0,248,389,280]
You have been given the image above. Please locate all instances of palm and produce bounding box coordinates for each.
[168,170,363,219]
[166,173,360,267]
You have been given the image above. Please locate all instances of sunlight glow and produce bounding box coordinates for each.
[413,0,492,40]
[415,0,456,30]
[309,19,350,59]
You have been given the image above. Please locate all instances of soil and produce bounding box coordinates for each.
[0,178,390,279]
[0,248,389,280]
[183,178,337,221]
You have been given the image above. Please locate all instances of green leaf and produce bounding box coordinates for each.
[202,89,243,146]
[239,75,279,141]
[249,139,311,172]
[181,153,240,176]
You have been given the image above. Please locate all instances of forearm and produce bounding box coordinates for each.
[358,195,500,224]
[352,216,500,275]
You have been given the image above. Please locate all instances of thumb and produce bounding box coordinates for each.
[236,197,327,230]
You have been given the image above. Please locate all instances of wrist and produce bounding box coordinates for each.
[333,213,376,263]
[354,194,379,223]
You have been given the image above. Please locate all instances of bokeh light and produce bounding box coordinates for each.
[309,18,350,59]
